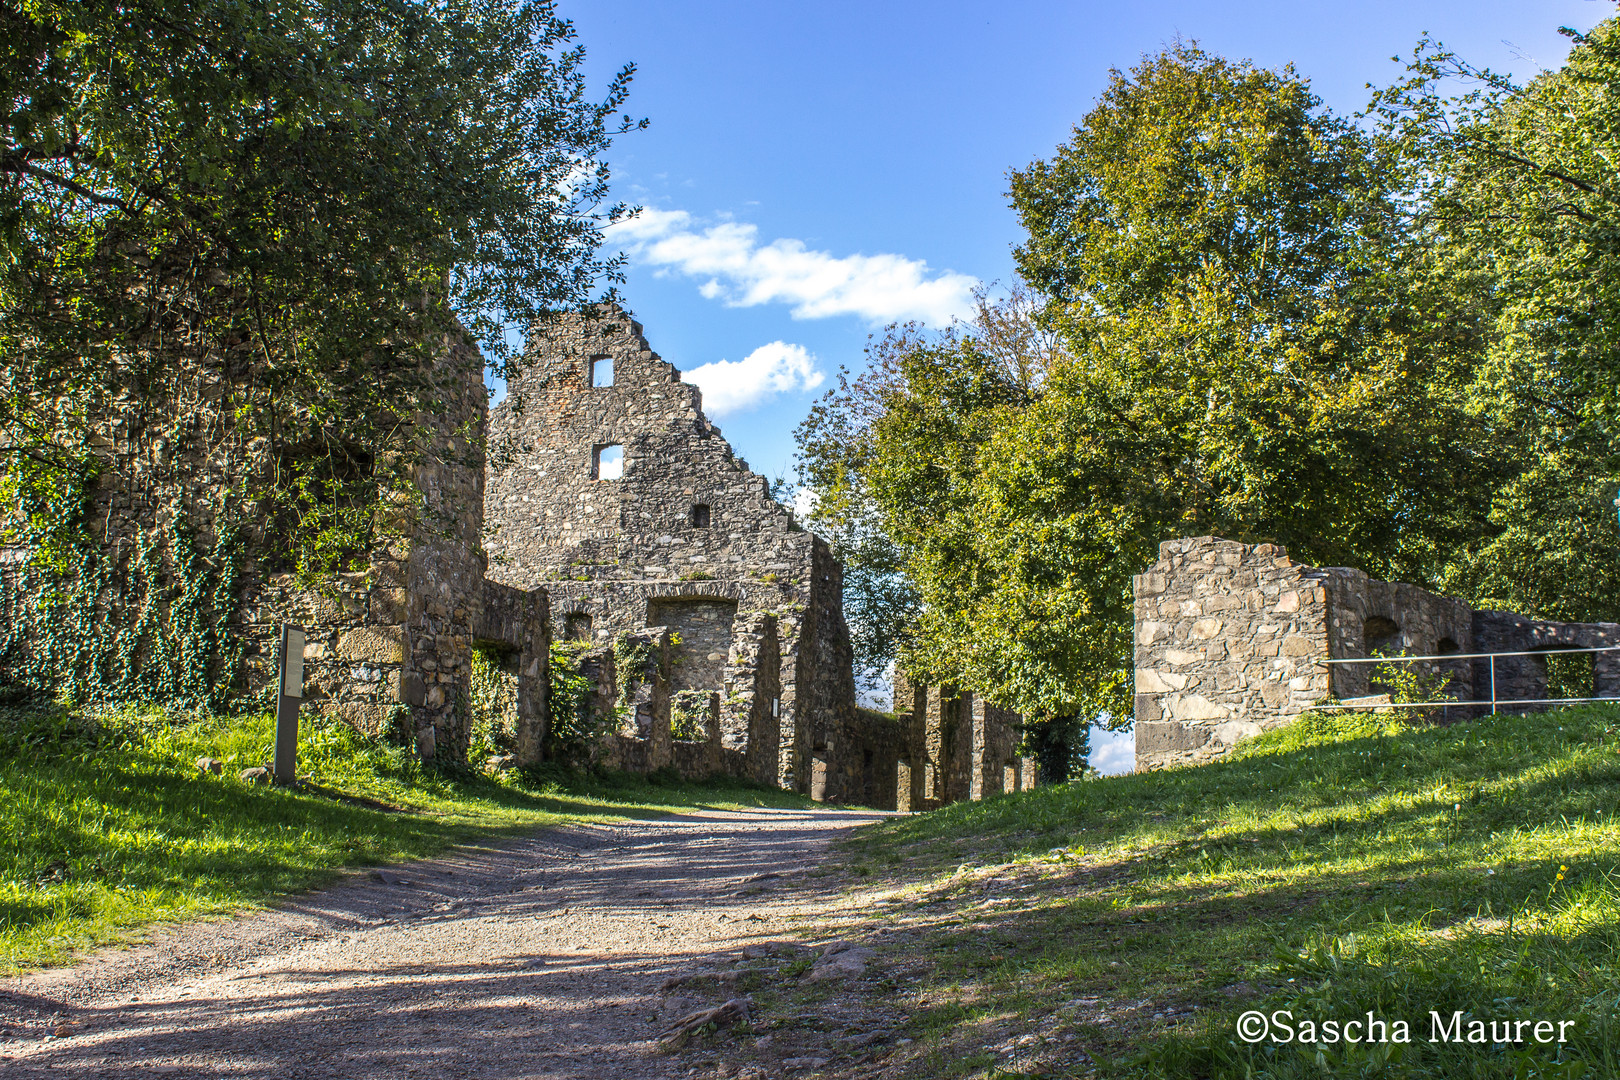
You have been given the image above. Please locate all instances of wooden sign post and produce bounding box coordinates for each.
[273,625,305,785]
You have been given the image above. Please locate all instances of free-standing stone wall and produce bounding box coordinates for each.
[1134,536,1620,771]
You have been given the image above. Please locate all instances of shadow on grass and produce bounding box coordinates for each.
[0,714,821,972]
[836,705,1620,1078]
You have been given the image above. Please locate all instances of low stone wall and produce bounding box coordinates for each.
[1134,536,1620,771]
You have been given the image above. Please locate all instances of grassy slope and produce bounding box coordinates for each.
[838,706,1620,1079]
[0,706,810,974]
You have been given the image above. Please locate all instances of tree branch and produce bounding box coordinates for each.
[5,160,132,213]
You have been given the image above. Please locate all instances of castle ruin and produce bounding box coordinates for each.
[1,303,1033,810]
[481,308,1031,806]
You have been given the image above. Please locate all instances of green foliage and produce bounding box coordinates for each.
[670,689,710,742]
[611,632,655,720]
[546,640,608,764]
[468,646,519,763]
[1,0,640,585]
[800,46,1489,740]
[1371,18,1620,622]
[1363,653,1457,723]
[1,460,242,709]
[844,705,1620,1078]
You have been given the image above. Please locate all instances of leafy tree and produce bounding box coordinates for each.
[800,44,1498,753]
[1,0,640,576]
[1371,15,1620,621]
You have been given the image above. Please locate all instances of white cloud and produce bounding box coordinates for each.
[609,208,977,327]
[1089,725,1135,775]
[683,341,825,417]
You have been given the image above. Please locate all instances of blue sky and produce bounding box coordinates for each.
[554,0,1602,771]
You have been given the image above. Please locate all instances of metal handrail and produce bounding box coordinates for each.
[1321,644,1620,664]
[1316,645,1620,715]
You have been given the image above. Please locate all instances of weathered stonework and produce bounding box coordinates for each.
[484,307,879,796]
[2,334,549,769]
[5,299,1036,807]
[1134,536,1620,771]
[892,674,1035,811]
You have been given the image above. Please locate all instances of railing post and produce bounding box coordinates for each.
[1490,654,1497,716]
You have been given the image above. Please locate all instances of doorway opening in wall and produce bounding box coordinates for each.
[593,444,623,480]
[565,612,592,642]
[590,355,613,387]
[690,504,710,528]
[469,641,520,763]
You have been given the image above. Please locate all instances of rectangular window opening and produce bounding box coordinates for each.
[590,355,614,387]
[593,443,623,480]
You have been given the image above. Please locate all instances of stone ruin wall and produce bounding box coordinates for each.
[483,308,883,797]
[0,335,551,769]
[890,676,1036,812]
[1134,536,1620,771]
[5,298,1047,811]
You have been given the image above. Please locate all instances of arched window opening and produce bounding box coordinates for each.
[1364,616,1401,655]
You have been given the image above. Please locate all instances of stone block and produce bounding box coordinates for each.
[336,626,405,663]
[1135,668,1188,693]
[1166,693,1229,721]
[1139,621,1172,645]
[1135,720,1211,758]
[1191,618,1224,640]
[1280,635,1315,657]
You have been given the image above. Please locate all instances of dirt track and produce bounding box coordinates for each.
[0,805,891,1079]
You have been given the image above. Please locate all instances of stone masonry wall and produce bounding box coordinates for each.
[1135,536,1620,771]
[892,674,1034,811]
[1133,537,1332,770]
[483,306,857,795]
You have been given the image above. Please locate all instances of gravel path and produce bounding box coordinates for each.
[0,805,890,1079]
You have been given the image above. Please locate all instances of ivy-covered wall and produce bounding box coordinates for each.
[0,335,547,769]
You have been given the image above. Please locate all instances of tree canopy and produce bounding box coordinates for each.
[799,41,1539,755]
[1,0,640,574]
[1371,19,1620,622]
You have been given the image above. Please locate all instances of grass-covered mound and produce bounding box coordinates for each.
[842,706,1620,1078]
[0,703,809,974]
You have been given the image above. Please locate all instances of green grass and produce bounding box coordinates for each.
[0,703,810,974]
[840,706,1620,1079]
